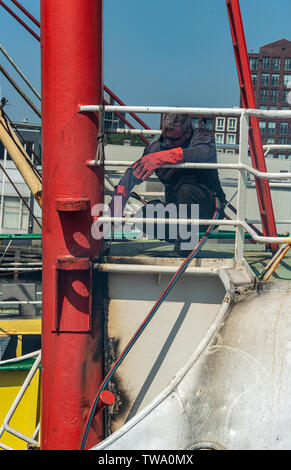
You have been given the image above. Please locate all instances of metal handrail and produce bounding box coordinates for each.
[79,104,291,119]
[96,216,291,245]
[94,160,291,180]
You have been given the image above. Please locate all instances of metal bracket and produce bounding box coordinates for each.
[55,197,90,212]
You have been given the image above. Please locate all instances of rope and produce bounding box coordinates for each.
[95,102,105,166]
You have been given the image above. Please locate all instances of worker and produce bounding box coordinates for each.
[109,113,226,255]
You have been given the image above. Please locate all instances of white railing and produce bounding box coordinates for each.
[80,104,291,119]
[0,350,41,450]
[81,104,291,262]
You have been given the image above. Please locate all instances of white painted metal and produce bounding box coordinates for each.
[97,263,219,275]
[81,104,245,115]
[0,351,41,449]
[116,128,162,135]
[0,301,41,305]
[99,260,238,435]
[235,111,249,262]
[91,160,291,180]
[96,216,291,244]
[89,104,291,451]
[0,350,40,365]
[0,268,42,272]
[80,104,291,119]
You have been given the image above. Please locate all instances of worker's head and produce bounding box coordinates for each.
[162,113,193,148]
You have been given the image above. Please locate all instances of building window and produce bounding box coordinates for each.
[277,154,286,159]
[249,57,258,71]
[279,137,287,144]
[267,137,275,144]
[251,74,257,86]
[201,118,214,130]
[269,106,277,110]
[272,57,281,70]
[259,105,267,109]
[260,89,268,102]
[282,106,290,110]
[280,122,288,135]
[284,74,291,87]
[259,121,266,134]
[226,134,236,145]
[282,90,290,103]
[269,89,278,102]
[215,133,224,144]
[285,58,291,71]
[191,118,199,128]
[2,197,29,230]
[267,122,276,134]
[262,57,270,70]
[271,74,279,86]
[216,148,224,154]
[265,153,273,158]
[227,118,237,132]
[261,73,269,86]
[216,118,225,131]
[226,150,235,154]
[24,142,35,160]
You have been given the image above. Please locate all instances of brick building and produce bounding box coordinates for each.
[249,38,291,159]
[190,114,240,156]
[191,39,291,159]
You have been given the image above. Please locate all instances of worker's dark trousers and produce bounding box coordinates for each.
[165,182,216,235]
[137,182,218,249]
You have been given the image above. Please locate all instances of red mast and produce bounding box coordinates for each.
[40,0,105,449]
[226,0,279,252]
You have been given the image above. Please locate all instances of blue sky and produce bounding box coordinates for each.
[0,0,291,128]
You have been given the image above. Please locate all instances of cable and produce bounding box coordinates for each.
[79,198,221,450]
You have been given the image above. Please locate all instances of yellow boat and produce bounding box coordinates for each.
[0,318,41,450]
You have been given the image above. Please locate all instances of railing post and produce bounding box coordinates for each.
[235,111,249,263]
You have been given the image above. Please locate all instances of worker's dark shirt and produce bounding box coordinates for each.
[143,127,226,204]
[116,127,226,206]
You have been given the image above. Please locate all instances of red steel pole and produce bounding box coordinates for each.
[226,0,279,252]
[40,0,104,450]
